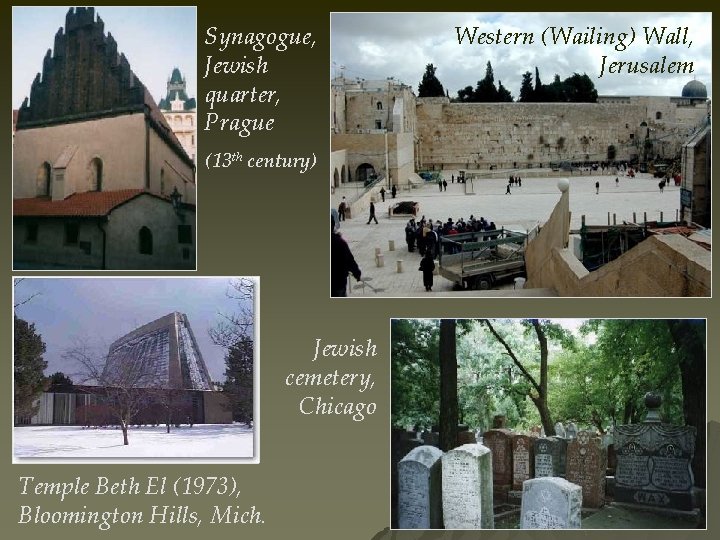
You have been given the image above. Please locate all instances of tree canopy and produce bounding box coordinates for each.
[391,319,702,435]
[418,63,445,98]
[14,316,48,421]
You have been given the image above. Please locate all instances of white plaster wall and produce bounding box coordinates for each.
[13,114,146,199]
[106,194,196,270]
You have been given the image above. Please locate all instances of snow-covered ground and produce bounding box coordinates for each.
[14,424,254,461]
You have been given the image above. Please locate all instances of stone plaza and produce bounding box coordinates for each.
[334,170,687,296]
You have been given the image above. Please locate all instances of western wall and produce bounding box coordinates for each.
[415,97,708,171]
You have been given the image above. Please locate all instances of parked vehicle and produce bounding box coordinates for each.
[438,229,527,290]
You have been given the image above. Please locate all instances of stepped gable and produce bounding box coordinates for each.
[16,7,193,168]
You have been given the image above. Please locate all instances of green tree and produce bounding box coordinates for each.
[223,339,254,424]
[474,61,499,102]
[14,316,48,422]
[497,80,514,102]
[533,67,544,101]
[562,73,598,102]
[481,319,575,435]
[666,319,706,487]
[439,319,458,450]
[518,71,534,102]
[48,371,73,388]
[418,63,446,97]
[391,319,439,428]
[456,85,475,103]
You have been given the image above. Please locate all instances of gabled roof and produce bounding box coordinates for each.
[15,189,148,217]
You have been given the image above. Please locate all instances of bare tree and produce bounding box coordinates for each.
[64,340,163,445]
[209,278,255,348]
[14,278,40,309]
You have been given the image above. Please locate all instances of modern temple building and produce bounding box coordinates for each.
[17,313,232,426]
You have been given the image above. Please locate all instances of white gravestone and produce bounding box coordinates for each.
[555,422,566,438]
[398,445,443,529]
[441,444,494,529]
[521,477,582,529]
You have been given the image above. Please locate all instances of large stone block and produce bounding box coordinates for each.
[521,477,582,529]
[398,445,443,529]
[441,444,494,529]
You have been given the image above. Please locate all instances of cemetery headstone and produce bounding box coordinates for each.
[512,434,535,490]
[483,428,514,501]
[441,444,494,529]
[554,422,566,438]
[520,477,582,529]
[534,437,567,477]
[565,422,578,439]
[398,445,443,529]
[422,431,439,447]
[614,393,696,510]
[493,415,507,428]
[566,431,607,508]
[458,429,477,445]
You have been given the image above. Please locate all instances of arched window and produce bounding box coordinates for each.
[160,168,165,195]
[656,111,662,120]
[139,226,153,255]
[90,157,103,191]
[376,101,383,110]
[187,115,193,126]
[36,162,51,197]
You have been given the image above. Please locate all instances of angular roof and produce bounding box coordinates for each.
[104,312,213,391]
[15,189,147,217]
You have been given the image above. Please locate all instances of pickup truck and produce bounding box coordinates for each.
[437,229,527,290]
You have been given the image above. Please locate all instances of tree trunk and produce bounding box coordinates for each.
[667,320,706,488]
[439,319,458,451]
[121,420,129,446]
[532,319,555,436]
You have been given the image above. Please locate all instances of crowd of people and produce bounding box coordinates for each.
[404,215,498,258]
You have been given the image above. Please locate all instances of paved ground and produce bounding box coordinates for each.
[581,503,700,529]
[334,170,681,297]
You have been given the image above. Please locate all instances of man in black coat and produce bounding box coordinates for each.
[367,201,378,224]
[331,217,361,297]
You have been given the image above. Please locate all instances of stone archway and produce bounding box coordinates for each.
[333,168,340,187]
[355,163,376,183]
[341,164,346,183]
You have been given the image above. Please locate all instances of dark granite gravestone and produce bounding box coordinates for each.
[566,431,607,508]
[534,437,567,478]
[614,394,696,511]
[493,415,507,428]
[398,445,443,529]
[458,429,477,445]
[441,444,494,529]
[520,477,582,529]
[483,428,514,501]
[512,434,535,490]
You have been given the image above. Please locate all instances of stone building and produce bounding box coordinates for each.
[159,67,197,164]
[331,76,710,184]
[331,77,418,188]
[13,7,196,269]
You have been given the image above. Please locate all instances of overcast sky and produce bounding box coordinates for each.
[12,6,197,109]
[331,12,711,99]
[14,278,255,383]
